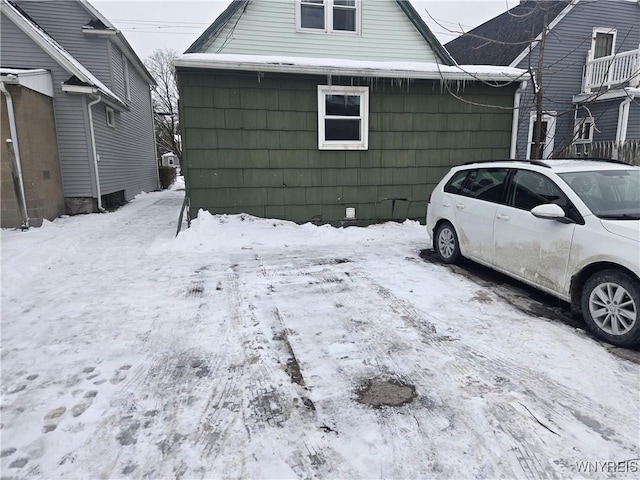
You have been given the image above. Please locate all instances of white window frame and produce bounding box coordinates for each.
[105,106,116,128]
[526,111,556,160]
[296,0,361,36]
[574,116,595,143]
[317,85,369,150]
[591,27,617,60]
[122,54,131,100]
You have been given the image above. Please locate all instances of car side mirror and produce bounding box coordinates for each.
[531,203,566,220]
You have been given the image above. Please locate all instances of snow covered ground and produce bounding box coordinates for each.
[2,183,639,479]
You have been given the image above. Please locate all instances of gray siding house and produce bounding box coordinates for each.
[175,0,526,225]
[446,0,640,162]
[0,0,159,218]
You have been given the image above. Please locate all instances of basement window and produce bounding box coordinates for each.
[105,106,115,128]
[297,0,360,34]
[317,85,368,150]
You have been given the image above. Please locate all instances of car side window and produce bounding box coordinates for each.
[508,171,581,223]
[444,170,469,195]
[467,168,509,202]
[444,168,508,203]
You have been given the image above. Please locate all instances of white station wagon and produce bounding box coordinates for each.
[426,159,640,347]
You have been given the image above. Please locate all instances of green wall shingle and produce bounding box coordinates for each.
[178,69,516,224]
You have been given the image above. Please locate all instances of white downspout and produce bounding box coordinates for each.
[1,81,30,229]
[510,81,528,159]
[616,94,634,144]
[86,95,106,212]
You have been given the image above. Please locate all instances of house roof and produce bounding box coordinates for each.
[174,53,526,83]
[445,1,572,66]
[186,0,456,66]
[2,0,127,109]
[79,1,156,85]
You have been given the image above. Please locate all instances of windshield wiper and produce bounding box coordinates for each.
[598,214,640,220]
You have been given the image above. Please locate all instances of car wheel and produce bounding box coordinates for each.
[435,222,460,264]
[581,269,640,347]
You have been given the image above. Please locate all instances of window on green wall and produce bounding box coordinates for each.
[297,0,360,35]
[317,85,369,150]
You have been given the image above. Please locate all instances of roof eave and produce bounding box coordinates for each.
[186,0,249,53]
[396,0,456,66]
[61,83,128,110]
[508,0,579,68]
[174,55,526,83]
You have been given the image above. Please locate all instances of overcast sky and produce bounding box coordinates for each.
[90,0,516,60]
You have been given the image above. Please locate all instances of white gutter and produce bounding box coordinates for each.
[86,95,106,212]
[510,81,528,159]
[0,81,30,229]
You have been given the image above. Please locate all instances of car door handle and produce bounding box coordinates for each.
[496,213,510,221]
[456,203,465,209]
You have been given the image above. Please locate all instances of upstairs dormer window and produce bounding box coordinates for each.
[297,0,361,35]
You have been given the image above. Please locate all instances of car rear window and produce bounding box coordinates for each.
[444,168,509,203]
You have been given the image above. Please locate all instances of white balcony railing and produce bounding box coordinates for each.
[583,48,640,93]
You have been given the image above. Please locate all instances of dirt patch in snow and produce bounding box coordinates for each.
[356,378,417,408]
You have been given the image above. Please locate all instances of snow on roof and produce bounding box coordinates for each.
[2,0,125,107]
[174,53,527,83]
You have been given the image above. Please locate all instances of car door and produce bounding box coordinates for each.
[493,170,577,295]
[450,168,509,263]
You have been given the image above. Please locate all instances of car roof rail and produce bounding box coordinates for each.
[552,157,634,166]
[461,159,551,168]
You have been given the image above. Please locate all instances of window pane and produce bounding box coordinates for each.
[530,120,548,159]
[444,171,470,195]
[334,0,355,6]
[326,95,360,116]
[594,33,614,59]
[511,171,566,211]
[301,5,324,29]
[466,169,509,203]
[333,7,356,31]
[325,119,361,141]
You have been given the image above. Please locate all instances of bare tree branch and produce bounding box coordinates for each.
[144,48,182,165]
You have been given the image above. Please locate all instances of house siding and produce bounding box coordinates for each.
[1,13,94,197]
[92,44,158,200]
[203,0,438,62]
[513,0,640,158]
[13,0,113,89]
[177,69,515,223]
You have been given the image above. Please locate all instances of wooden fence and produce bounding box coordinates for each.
[556,140,640,166]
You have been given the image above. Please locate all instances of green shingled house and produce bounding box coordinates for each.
[175,0,525,224]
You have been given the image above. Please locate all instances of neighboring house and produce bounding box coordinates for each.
[446,0,640,162]
[174,0,526,224]
[1,68,65,228]
[160,152,180,168]
[0,0,159,225]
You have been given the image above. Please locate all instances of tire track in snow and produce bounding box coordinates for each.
[247,253,363,479]
[353,270,637,477]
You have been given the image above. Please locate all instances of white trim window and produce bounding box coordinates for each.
[591,27,616,59]
[317,85,369,150]
[297,0,361,35]
[526,111,556,160]
[105,106,116,128]
[574,116,594,156]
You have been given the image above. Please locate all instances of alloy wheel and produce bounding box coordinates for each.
[588,282,637,335]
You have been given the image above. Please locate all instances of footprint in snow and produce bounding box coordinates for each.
[43,407,66,433]
[110,365,132,385]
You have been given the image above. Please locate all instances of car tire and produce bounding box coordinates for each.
[581,269,640,347]
[435,222,460,264]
